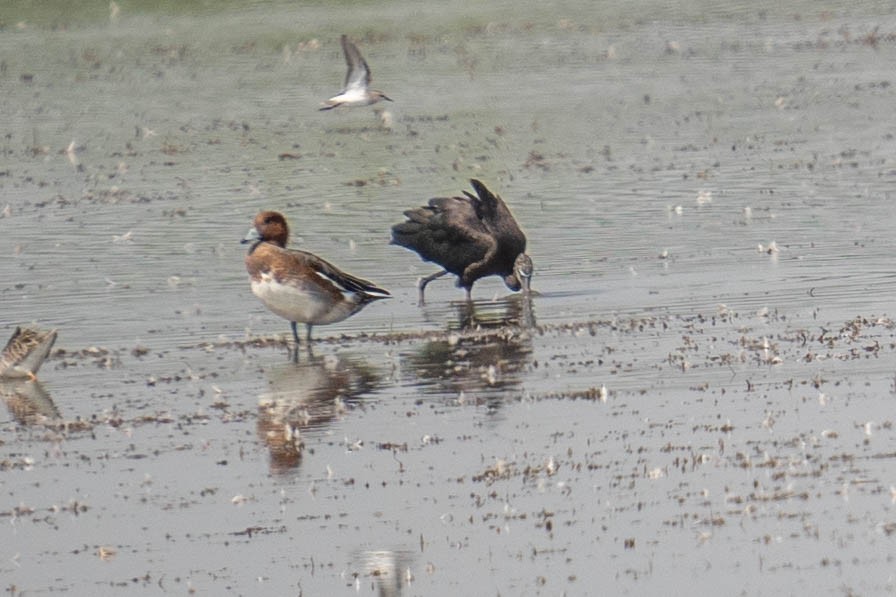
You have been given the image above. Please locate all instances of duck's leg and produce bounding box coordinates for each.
[301,324,316,359]
[418,270,448,305]
[290,321,301,362]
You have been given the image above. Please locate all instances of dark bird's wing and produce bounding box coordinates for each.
[463,178,497,219]
[391,195,496,277]
[466,178,526,257]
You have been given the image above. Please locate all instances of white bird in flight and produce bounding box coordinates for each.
[320,35,393,110]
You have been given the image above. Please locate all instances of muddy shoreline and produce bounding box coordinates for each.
[4,2,896,595]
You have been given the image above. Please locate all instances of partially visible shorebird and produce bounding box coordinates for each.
[391,179,533,304]
[0,326,57,380]
[320,34,393,110]
[243,211,391,360]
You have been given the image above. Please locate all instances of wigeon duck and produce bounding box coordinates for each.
[391,179,533,304]
[0,326,57,380]
[243,211,390,357]
[320,35,393,110]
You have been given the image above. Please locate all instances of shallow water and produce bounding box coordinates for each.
[2,1,896,595]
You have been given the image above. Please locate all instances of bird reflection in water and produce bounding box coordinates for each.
[256,354,378,474]
[0,378,60,426]
[438,291,536,332]
[405,294,535,405]
[348,549,414,597]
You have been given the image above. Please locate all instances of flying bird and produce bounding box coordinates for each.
[320,34,393,110]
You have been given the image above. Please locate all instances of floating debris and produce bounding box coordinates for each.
[757,241,779,255]
[696,190,713,205]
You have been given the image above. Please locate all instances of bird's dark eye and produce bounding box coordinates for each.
[264,216,274,224]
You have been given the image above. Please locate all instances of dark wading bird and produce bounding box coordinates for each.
[320,34,393,110]
[243,211,390,360]
[391,179,533,304]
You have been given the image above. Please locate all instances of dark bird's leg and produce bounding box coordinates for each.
[418,270,448,305]
[464,287,472,302]
[458,300,476,329]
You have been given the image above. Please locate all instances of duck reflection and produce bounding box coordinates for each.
[348,548,414,597]
[405,295,535,403]
[0,378,60,425]
[257,353,378,474]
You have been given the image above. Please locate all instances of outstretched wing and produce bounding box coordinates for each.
[341,34,372,91]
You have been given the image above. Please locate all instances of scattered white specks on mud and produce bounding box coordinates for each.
[3,2,896,595]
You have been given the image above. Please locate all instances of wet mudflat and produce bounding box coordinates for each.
[2,1,896,595]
